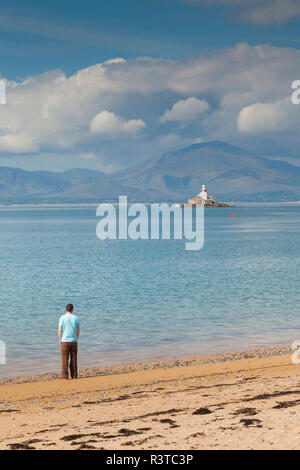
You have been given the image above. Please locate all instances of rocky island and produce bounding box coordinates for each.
[183,184,234,207]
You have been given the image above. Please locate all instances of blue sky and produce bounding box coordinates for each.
[2,0,300,79]
[0,0,300,171]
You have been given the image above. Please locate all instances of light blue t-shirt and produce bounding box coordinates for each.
[59,313,80,343]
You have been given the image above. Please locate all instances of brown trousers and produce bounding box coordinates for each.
[61,342,78,379]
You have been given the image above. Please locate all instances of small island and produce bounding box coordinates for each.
[182,184,234,208]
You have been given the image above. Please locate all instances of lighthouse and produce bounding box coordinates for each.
[198,184,208,202]
[186,184,232,207]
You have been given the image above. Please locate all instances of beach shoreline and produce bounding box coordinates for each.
[1,334,295,381]
[1,345,300,450]
[0,345,292,386]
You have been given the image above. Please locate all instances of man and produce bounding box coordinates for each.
[58,304,80,379]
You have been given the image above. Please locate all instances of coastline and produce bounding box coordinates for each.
[0,201,300,208]
[1,345,300,450]
[0,345,291,386]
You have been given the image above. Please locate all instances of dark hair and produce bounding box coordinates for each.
[66,304,74,313]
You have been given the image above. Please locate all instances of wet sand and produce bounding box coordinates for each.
[0,346,299,450]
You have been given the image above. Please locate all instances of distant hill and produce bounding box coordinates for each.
[1,142,300,203]
[0,167,142,203]
[113,141,300,202]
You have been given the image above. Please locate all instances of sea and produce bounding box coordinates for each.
[0,203,299,378]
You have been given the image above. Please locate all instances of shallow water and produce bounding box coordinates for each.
[0,204,299,377]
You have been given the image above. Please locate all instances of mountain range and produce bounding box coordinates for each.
[1,142,300,203]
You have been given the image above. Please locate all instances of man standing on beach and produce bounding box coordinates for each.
[58,304,80,380]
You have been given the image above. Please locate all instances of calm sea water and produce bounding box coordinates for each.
[0,204,299,377]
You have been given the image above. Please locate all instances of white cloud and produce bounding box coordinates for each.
[0,43,300,165]
[177,0,300,24]
[90,111,146,138]
[104,58,127,65]
[237,97,297,134]
[159,97,210,124]
[0,134,38,153]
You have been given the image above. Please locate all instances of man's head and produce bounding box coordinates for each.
[66,304,74,313]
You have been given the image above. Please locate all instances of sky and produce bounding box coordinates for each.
[0,0,300,172]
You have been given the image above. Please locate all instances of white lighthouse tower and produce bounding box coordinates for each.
[198,184,208,202]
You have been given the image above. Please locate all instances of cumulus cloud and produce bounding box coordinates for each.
[90,111,146,138]
[237,97,298,134]
[0,43,300,166]
[0,134,38,153]
[159,97,210,124]
[104,58,127,65]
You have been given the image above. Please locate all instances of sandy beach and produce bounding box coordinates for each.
[0,346,299,450]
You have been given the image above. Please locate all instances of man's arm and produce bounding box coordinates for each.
[77,327,80,340]
[58,326,62,342]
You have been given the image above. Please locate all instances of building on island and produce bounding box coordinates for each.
[188,184,215,205]
[186,184,232,207]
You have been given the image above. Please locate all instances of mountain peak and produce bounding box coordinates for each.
[113,141,300,202]
[178,141,254,156]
